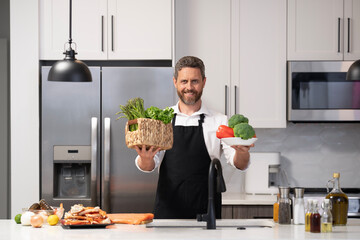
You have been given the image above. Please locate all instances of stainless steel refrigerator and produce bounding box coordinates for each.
[41,66,175,213]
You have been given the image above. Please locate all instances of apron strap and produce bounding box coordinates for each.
[172,113,177,127]
[198,113,205,125]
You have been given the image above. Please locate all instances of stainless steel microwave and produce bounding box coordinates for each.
[288,61,360,122]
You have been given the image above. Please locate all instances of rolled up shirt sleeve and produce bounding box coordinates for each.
[135,150,166,173]
[222,143,251,171]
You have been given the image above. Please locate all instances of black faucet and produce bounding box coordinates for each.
[197,158,226,229]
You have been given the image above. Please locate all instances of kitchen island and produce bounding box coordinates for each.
[1,219,360,240]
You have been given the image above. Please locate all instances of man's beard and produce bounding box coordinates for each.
[177,89,203,105]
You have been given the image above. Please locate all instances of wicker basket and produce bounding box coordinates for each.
[125,118,173,150]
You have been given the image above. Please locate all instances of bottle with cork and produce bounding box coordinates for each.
[321,199,333,232]
[310,199,321,233]
[326,172,348,226]
[305,199,313,232]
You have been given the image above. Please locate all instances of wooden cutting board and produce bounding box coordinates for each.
[107,213,154,225]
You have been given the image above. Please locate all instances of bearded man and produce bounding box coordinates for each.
[135,56,253,219]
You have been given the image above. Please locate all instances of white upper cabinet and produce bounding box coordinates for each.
[288,0,360,61]
[40,0,172,60]
[344,0,360,60]
[235,0,286,128]
[175,0,286,128]
[175,0,231,116]
[108,0,172,60]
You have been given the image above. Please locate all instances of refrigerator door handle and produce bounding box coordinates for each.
[91,117,98,206]
[102,118,111,212]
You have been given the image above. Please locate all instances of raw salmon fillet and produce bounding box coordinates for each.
[107,213,154,225]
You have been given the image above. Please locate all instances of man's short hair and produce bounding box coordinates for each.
[174,56,205,80]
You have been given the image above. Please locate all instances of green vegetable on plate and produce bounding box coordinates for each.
[228,114,248,128]
[233,123,255,140]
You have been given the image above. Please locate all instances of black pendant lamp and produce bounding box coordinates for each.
[48,0,92,82]
[346,59,360,80]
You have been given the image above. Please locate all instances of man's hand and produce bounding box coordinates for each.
[231,144,254,170]
[231,143,254,153]
[135,145,161,171]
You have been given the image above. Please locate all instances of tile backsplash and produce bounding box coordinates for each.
[222,122,360,193]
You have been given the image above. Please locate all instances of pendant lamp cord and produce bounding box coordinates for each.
[68,0,72,45]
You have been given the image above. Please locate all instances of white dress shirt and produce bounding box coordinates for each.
[135,102,246,172]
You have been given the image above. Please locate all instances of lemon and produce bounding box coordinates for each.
[14,214,22,224]
[47,215,59,226]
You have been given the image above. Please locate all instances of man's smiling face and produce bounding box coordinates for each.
[173,67,206,105]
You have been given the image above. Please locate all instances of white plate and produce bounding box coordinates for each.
[221,137,257,146]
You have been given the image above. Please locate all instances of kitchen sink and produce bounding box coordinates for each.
[146,219,274,229]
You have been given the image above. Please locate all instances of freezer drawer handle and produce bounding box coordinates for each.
[102,118,111,212]
[91,117,98,206]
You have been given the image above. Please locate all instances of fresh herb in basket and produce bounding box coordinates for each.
[116,98,174,131]
[145,106,174,124]
[116,98,146,131]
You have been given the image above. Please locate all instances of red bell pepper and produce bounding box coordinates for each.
[216,125,235,139]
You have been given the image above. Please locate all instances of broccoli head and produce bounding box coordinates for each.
[228,114,249,128]
[233,123,255,140]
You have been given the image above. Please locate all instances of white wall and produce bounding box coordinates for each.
[10,0,39,217]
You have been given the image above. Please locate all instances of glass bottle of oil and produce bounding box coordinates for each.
[305,199,313,232]
[326,172,348,226]
[321,199,333,232]
[273,193,280,223]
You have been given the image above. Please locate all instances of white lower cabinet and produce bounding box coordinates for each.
[175,0,286,128]
[40,0,172,60]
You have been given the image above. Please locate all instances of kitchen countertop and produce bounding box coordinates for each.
[222,192,277,205]
[2,219,360,240]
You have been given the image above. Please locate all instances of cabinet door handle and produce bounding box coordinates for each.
[101,16,104,52]
[111,15,114,52]
[225,85,228,116]
[348,18,351,53]
[338,18,341,53]
[234,85,238,115]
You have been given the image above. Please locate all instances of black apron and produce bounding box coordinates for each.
[154,113,221,219]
